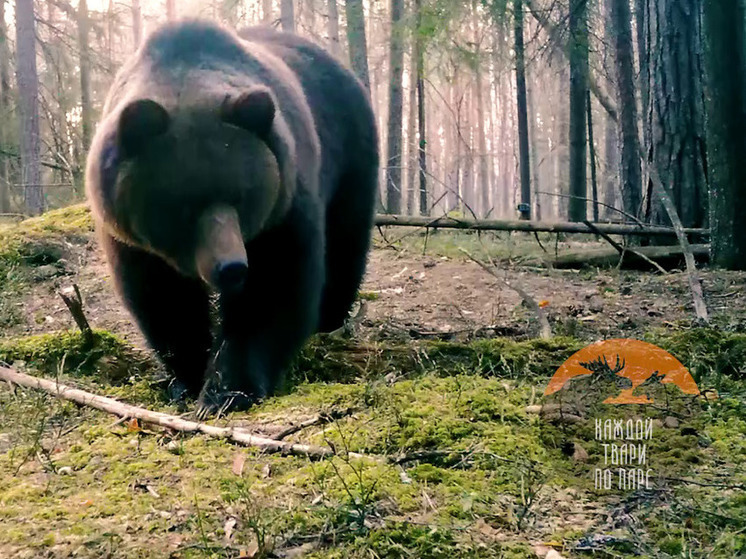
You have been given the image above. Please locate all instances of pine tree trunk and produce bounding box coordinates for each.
[704,0,746,269]
[385,0,405,214]
[78,0,92,154]
[648,0,707,228]
[345,0,370,91]
[603,111,619,219]
[406,44,417,215]
[527,68,541,221]
[15,0,43,215]
[415,0,428,217]
[327,0,341,58]
[166,0,175,20]
[0,0,11,212]
[587,90,599,222]
[514,0,531,219]
[132,0,142,46]
[263,0,274,23]
[609,0,642,219]
[281,0,295,32]
[568,0,589,222]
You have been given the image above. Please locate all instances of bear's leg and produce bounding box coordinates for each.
[318,169,377,332]
[101,233,213,396]
[203,198,325,408]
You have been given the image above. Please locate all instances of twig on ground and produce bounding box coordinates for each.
[275,408,355,440]
[583,220,668,275]
[642,154,709,322]
[459,248,552,340]
[0,365,381,462]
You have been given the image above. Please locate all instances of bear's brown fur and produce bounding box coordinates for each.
[85,20,379,410]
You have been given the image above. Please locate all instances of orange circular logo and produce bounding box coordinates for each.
[545,339,699,404]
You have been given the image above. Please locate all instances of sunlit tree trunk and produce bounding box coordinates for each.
[166,0,175,20]
[385,0,405,213]
[16,0,43,215]
[345,0,370,91]
[281,0,295,32]
[327,0,341,57]
[0,0,11,212]
[263,0,274,23]
[78,0,92,154]
[132,0,142,46]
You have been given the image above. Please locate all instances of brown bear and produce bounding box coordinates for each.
[85,20,379,412]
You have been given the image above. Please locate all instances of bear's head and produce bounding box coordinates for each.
[88,86,288,294]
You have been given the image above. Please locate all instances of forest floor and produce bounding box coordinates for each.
[0,205,744,559]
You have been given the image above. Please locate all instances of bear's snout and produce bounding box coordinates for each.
[195,204,247,292]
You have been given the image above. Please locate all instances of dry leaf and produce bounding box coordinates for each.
[232,453,246,476]
[80,499,94,507]
[261,463,271,478]
[126,418,141,432]
[539,300,550,308]
[224,517,237,542]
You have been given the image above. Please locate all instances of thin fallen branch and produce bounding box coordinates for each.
[583,220,668,274]
[374,214,706,237]
[642,155,709,322]
[275,408,355,440]
[0,365,380,462]
[460,248,552,340]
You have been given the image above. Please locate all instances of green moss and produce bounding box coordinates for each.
[0,330,157,383]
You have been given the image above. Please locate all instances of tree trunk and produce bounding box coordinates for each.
[527,67,541,221]
[415,0,428,217]
[327,0,341,58]
[345,0,370,91]
[78,0,92,153]
[556,64,570,219]
[609,0,642,220]
[15,0,43,215]
[281,0,295,32]
[514,0,531,219]
[568,0,589,222]
[704,0,746,269]
[406,47,417,215]
[385,0,405,214]
[473,1,489,217]
[166,0,175,20]
[648,0,708,228]
[603,111,619,219]
[132,0,142,46]
[587,90,599,222]
[0,0,11,212]
[263,0,274,24]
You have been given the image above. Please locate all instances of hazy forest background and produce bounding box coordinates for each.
[0,0,744,267]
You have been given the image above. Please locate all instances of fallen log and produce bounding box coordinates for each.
[374,214,708,238]
[551,244,710,270]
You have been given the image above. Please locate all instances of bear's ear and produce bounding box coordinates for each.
[221,87,275,138]
[118,99,170,158]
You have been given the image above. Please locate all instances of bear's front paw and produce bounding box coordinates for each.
[195,389,255,419]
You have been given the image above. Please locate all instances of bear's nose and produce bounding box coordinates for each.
[214,261,248,294]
